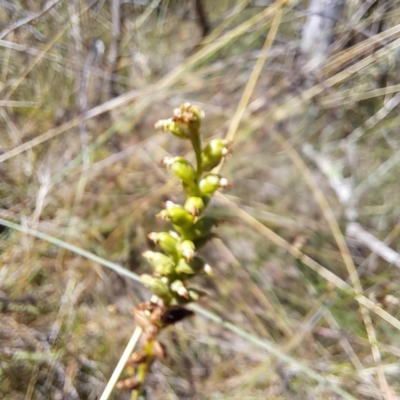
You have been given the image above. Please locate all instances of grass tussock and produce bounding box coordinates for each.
[1,1,400,399]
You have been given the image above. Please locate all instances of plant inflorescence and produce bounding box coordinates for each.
[117,103,232,398]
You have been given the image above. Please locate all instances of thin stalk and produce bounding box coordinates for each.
[100,326,143,400]
[0,1,284,165]
[131,341,153,400]
[0,218,142,284]
[190,133,202,179]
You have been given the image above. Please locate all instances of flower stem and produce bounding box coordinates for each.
[131,341,153,400]
[191,133,202,179]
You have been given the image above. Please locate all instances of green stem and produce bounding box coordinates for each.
[131,383,140,400]
[190,132,202,179]
[131,341,153,400]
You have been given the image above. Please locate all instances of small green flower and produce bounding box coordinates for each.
[199,174,230,196]
[140,275,171,300]
[175,256,207,276]
[155,103,204,139]
[170,280,189,298]
[163,156,197,186]
[184,196,205,216]
[133,103,233,397]
[154,118,191,139]
[201,139,231,171]
[148,232,179,261]
[170,288,207,305]
[177,240,196,261]
[157,202,195,229]
[142,251,175,276]
[173,103,204,133]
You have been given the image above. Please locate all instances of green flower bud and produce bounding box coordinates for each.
[163,156,197,186]
[170,280,189,298]
[170,288,206,305]
[201,139,231,171]
[173,103,204,132]
[154,103,205,139]
[177,240,195,261]
[199,174,230,196]
[157,202,195,229]
[142,251,175,276]
[175,257,206,276]
[148,232,179,260]
[140,274,171,299]
[154,118,191,140]
[184,196,205,216]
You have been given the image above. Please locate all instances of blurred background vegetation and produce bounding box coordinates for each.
[1,0,400,399]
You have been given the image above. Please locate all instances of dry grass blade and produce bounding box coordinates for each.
[272,131,392,397]
[216,2,284,175]
[320,83,400,108]
[3,27,67,100]
[347,222,400,269]
[214,238,293,337]
[322,22,400,76]
[273,35,400,122]
[0,0,290,164]
[214,193,400,332]
[0,88,140,164]
[99,327,143,400]
[199,0,251,46]
[0,0,62,40]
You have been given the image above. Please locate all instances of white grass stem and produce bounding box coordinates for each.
[99,326,143,400]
